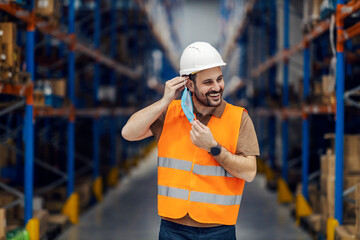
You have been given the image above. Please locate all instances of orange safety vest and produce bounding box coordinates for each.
[157,100,245,225]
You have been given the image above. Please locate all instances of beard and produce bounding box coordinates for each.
[193,85,223,107]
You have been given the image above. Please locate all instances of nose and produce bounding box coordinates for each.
[212,82,221,92]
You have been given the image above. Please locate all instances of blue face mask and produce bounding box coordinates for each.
[181,87,195,123]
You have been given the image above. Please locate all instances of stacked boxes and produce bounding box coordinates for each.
[0,209,4,240]
[0,22,21,82]
[0,192,21,227]
[51,78,66,97]
[335,225,357,240]
[334,183,360,239]
[35,0,61,27]
[33,79,67,108]
[35,0,56,16]
[321,75,336,105]
[320,149,335,232]
[310,75,336,104]
[33,210,49,239]
[322,134,360,234]
[302,0,322,33]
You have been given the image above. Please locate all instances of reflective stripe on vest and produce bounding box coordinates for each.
[158,185,189,200]
[158,157,233,177]
[190,191,242,206]
[158,185,242,206]
[158,157,192,172]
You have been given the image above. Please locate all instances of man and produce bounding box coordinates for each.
[122,42,259,240]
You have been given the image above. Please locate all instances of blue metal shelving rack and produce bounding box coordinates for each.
[334,0,345,226]
[92,0,102,202]
[67,0,76,200]
[109,0,118,187]
[301,40,310,201]
[282,0,289,183]
[24,0,35,228]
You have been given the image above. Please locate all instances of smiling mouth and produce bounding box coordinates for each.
[207,92,221,100]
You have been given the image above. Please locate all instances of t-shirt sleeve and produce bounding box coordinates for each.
[236,111,260,156]
[150,108,167,142]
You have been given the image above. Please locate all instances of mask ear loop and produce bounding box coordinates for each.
[182,75,197,123]
[191,90,197,123]
[181,86,196,123]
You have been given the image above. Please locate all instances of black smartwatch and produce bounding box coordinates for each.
[209,143,221,156]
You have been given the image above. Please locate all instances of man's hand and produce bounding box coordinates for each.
[162,76,187,105]
[190,120,217,152]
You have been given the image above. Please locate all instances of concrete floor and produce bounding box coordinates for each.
[57,149,312,240]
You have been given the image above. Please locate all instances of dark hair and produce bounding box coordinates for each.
[189,73,197,82]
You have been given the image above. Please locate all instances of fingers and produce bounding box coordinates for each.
[167,77,187,88]
[163,77,188,103]
[192,120,205,132]
[166,77,187,95]
[195,120,206,128]
[190,129,195,142]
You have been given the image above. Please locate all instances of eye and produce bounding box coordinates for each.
[217,77,223,82]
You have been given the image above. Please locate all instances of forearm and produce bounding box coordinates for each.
[121,98,169,141]
[213,145,257,182]
[122,76,187,141]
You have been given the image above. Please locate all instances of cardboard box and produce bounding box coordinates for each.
[0,209,5,240]
[0,192,19,223]
[34,210,48,239]
[322,94,336,105]
[327,176,335,202]
[312,0,321,20]
[34,91,45,107]
[13,46,20,69]
[335,225,356,240]
[0,23,16,45]
[51,79,66,97]
[309,185,321,213]
[321,175,327,196]
[35,0,60,20]
[0,43,14,67]
[47,214,68,231]
[321,195,329,233]
[0,43,19,69]
[355,183,360,237]
[322,75,335,96]
[35,0,55,16]
[314,81,322,96]
[344,135,360,158]
[304,214,322,233]
[323,134,360,173]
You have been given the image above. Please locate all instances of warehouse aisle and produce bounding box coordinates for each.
[57,149,311,240]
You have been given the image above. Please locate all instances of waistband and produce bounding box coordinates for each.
[161,219,235,232]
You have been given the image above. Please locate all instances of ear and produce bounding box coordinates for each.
[187,80,195,93]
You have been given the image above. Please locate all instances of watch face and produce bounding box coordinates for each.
[211,146,221,156]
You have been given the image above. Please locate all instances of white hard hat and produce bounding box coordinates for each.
[179,42,226,76]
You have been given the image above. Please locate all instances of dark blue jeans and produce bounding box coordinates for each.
[159,219,236,240]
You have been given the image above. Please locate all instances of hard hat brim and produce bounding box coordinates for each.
[179,62,227,76]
